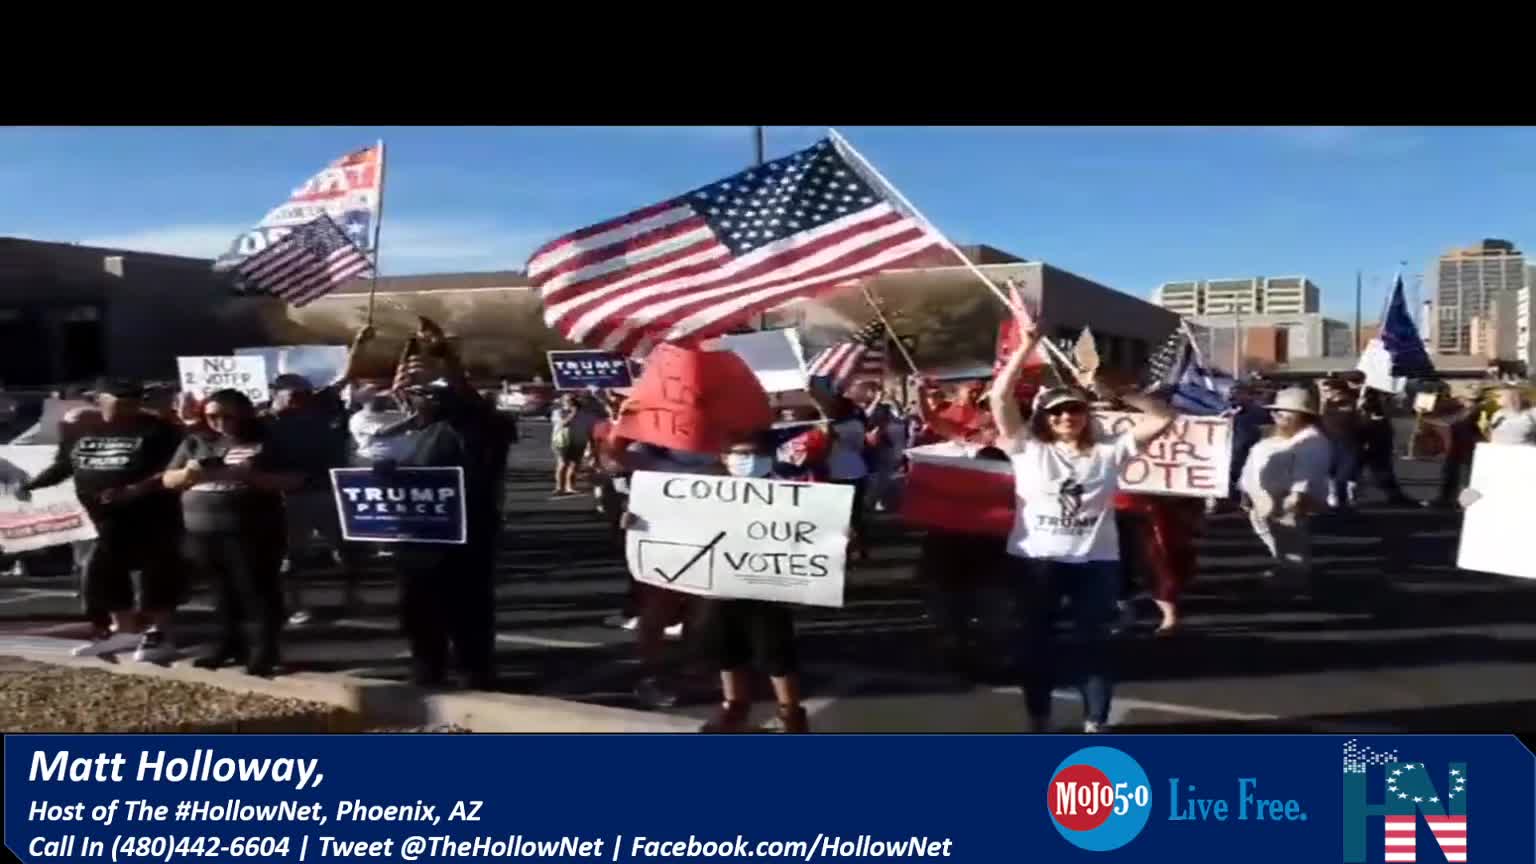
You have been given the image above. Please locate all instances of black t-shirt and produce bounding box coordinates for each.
[28,411,183,525]
[265,404,349,492]
[394,393,513,554]
[167,430,291,536]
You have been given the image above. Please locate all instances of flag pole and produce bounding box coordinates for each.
[827,128,1081,377]
[856,282,920,374]
[366,138,387,327]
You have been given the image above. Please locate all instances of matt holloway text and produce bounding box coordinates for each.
[29,750,323,791]
[1167,779,1308,822]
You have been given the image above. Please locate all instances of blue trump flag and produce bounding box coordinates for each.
[1380,274,1434,378]
[547,350,634,390]
[329,467,466,544]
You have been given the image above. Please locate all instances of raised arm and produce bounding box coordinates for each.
[1115,388,1177,448]
[990,328,1042,448]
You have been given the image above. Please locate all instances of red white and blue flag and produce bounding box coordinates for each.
[805,320,887,391]
[234,214,373,307]
[528,138,941,357]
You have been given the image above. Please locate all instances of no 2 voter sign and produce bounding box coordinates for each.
[624,471,853,607]
[329,467,467,544]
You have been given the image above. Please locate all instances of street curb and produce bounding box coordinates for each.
[1,643,697,734]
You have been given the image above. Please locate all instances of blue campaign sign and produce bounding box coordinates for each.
[547,350,634,390]
[329,467,466,545]
[3,735,1532,863]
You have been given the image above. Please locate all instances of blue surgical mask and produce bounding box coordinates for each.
[724,453,773,478]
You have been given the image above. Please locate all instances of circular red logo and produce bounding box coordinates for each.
[1048,764,1115,832]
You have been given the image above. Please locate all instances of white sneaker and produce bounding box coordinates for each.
[132,630,177,663]
[1083,720,1105,734]
[287,610,315,629]
[663,622,684,640]
[72,631,140,657]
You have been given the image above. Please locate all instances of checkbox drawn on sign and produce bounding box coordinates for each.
[637,532,725,589]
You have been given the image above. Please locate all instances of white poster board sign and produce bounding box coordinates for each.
[1457,443,1536,580]
[178,355,270,405]
[1095,412,1233,498]
[714,329,809,394]
[624,470,852,608]
[0,445,97,553]
[237,345,348,389]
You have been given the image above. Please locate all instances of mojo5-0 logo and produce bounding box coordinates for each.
[1047,746,1153,851]
[1343,739,1468,863]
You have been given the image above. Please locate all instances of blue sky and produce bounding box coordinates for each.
[4,125,1534,321]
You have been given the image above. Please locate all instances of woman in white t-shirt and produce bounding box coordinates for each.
[992,327,1175,733]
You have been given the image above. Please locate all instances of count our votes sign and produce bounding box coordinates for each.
[329,467,467,544]
[1096,412,1233,498]
[177,356,270,405]
[624,471,853,608]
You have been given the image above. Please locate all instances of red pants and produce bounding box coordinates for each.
[1128,498,1200,604]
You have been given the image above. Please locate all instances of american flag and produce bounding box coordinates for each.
[1142,327,1191,391]
[235,214,373,307]
[805,320,887,391]
[528,138,940,357]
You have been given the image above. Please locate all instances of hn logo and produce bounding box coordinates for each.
[1342,740,1467,863]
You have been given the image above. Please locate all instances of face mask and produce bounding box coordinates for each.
[724,453,773,478]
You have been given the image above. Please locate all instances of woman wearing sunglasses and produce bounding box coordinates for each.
[163,389,305,676]
[991,323,1175,733]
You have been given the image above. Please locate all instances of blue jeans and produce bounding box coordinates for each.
[1006,557,1121,725]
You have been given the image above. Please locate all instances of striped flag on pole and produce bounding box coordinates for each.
[806,321,887,391]
[528,138,941,356]
[235,214,373,307]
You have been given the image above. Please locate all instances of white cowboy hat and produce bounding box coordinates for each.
[1266,387,1318,415]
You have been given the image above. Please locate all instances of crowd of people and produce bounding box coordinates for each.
[3,315,1535,735]
[4,321,516,688]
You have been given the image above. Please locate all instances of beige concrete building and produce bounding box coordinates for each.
[1153,276,1320,317]
[1432,239,1524,355]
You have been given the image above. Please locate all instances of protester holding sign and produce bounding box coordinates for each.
[164,389,305,676]
[690,431,810,734]
[384,320,514,690]
[991,324,1176,734]
[19,380,186,662]
[1238,387,1331,591]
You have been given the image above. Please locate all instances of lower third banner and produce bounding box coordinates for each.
[328,467,466,544]
[3,735,1531,863]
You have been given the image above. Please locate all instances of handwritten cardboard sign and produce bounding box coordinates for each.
[547,350,634,391]
[1095,412,1233,498]
[615,344,772,454]
[178,355,270,405]
[625,470,853,607]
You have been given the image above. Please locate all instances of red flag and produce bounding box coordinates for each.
[614,344,772,454]
[994,279,1047,402]
[900,444,1016,538]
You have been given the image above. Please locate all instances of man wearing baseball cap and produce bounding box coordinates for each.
[19,378,186,661]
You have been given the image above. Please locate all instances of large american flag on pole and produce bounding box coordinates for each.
[234,214,373,307]
[528,138,941,357]
[806,320,887,390]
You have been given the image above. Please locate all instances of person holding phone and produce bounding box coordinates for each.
[163,389,305,676]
